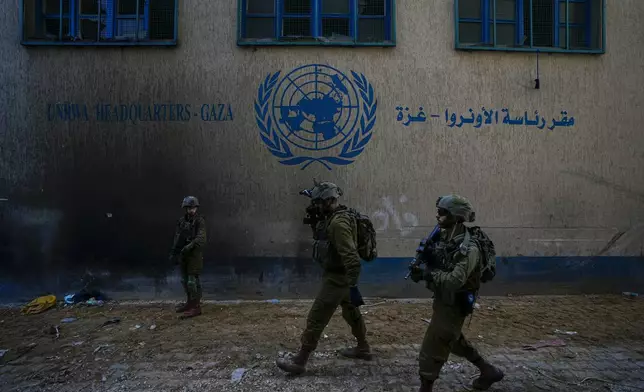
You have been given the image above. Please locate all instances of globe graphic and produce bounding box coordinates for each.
[271,64,361,151]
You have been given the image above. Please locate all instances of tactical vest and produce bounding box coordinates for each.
[312,206,353,274]
[434,230,481,293]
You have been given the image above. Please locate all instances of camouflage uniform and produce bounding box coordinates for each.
[170,196,207,318]
[410,195,504,392]
[276,182,371,375]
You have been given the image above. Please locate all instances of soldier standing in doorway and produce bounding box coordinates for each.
[169,196,207,319]
[408,195,504,391]
[276,181,372,374]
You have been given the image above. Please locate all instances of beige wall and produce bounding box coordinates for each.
[1,0,643,261]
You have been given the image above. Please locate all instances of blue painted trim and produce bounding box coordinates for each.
[22,40,177,46]
[275,0,282,38]
[554,0,560,47]
[312,0,319,37]
[601,0,606,51]
[529,0,533,47]
[565,0,570,49]
[482,0,490,44]
[390,0,396,43]
[454,0,459,49]
[517,0,524,45]
[350,0,357,39]
[585,0,591,48]
[455,44,603,54]
[174,0,179,44]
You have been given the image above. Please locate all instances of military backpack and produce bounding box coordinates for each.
[466,226,497,283]
[334,208,378,262]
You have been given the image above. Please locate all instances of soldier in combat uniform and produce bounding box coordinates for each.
[276,181,372,374]
[408,195,504,391]
[169,196,207,319]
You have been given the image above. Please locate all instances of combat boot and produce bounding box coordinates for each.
[339,340,373,360]
[175,297,191,313]
[276,349,311,375]
[180,300,202,319]
[418,378,434,392]
[471,358,504,390]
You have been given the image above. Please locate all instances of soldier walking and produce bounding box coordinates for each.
[169,196,207,319]
[408,195,504,391]
[276,181,372,374]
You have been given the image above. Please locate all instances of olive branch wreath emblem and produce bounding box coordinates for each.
[254,69,377,170]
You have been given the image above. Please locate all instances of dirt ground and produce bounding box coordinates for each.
[1,294,643,391]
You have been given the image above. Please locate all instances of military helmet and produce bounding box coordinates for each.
[310,181,343,201]
[436,194,475,222]
[181,196,200,208]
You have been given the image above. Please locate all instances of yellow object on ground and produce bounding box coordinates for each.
[21,295,57,315]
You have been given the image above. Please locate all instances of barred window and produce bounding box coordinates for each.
[238,0,396,46]
[22,0,178,46]
[456,0,604,53]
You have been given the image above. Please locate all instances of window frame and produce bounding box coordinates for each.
[237,0,397,47]
[454,0,606,54]
[20,0,179,46]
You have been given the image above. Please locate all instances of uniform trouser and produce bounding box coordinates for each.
[300,278,367,352]
[180,260,203,303]
[419,299,482,381]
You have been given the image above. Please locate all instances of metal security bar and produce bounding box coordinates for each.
[239,0,396,46]
[455,0,604,54]
[21,0,178,46]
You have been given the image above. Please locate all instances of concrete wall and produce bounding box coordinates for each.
[1,0,643,302]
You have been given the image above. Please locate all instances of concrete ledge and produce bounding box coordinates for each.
[1,256,642,303]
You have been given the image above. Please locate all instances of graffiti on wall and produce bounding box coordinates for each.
[255,64,377,171]
[47,103,234,123]
[372,195,420,237]
[396,106,576,131]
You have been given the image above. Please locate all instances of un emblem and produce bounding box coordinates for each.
[255,64,377,170]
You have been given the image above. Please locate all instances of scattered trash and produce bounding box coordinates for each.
[99,318,121,328]
[0,349,8,358]
[265,299,280,304]
[67,290,109,304]
[94,344,111,354]
[106,213,113,218]
[21,295,57,315]
[478,335,484,339]
[522,339,567,351]
[231,368,247,383]
[363,301,387,308]
[61,317,77,323]
[622,292,639,299]
[129,324,142,331]
[554,329,578,335]
[474,303,481,309]
[109,363,129,371]
[72,341,84,347]
[487,306,497,310]
[138,342,145,347]
[149,324,157,330]
[47,325,60,339]
[421,318,432,324]
[323,334,328,339]
[86,298,104,306]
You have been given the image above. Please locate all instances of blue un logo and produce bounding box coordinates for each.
[255,64,377,170]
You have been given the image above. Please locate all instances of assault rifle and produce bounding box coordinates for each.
[299,188,323,230]
[405,224,441,280]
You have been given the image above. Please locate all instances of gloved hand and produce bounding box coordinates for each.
[349,286,365,307]
[180,243,193,255]
[409,265,424,283]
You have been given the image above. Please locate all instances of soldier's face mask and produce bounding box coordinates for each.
[186,207,197,215]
